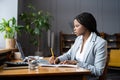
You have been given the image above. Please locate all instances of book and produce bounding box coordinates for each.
[0,50,12,66]
[39,64,77,68]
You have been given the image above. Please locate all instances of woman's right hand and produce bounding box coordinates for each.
[49,56,60,64]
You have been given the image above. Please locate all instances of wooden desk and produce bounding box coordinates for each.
[0,49,17,66]
[0,48,18,53]
[0,48,18,60]
[0,57,91,80]
[0,66,90,80]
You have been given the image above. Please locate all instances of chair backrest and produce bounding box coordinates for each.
[98,53,109,80]
[108,49,120,67]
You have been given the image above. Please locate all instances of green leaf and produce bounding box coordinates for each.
[19,4,52,46]
[0,17,23,39]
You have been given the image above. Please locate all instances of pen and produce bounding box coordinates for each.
[50,48,54,57]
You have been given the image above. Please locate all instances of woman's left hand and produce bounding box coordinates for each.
[60,60,77,65]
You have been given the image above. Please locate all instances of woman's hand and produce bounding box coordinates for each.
[49,56,60,64]
[60,60,77,65]
[49,56,55,64]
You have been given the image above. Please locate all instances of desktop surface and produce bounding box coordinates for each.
[0,50,91,80]
[0,66,90,80]
[0,57,91,80]
[0,66,90,76]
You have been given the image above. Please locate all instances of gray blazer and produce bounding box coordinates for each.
[58,32,107,77]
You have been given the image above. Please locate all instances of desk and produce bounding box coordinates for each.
[0,66,90,80]
[0,49,18,66]
[0,57,91,80]
[0,48,18,53]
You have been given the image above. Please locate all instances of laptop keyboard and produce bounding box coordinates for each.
[5,61,28,67]
[4,59,49,67]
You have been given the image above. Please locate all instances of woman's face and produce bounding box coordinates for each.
[73,19,87,36]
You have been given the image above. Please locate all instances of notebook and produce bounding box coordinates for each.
[39,64,77,68]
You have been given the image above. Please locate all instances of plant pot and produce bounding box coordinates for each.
[6,38,16,49]
[35,51,43,57]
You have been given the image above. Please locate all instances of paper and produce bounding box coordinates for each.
[39,64,77,68]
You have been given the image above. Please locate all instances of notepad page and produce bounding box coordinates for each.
[39,64,77,68]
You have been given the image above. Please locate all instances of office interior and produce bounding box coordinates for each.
[0,0,120,80]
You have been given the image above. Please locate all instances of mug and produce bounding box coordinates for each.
[14,52,21,60]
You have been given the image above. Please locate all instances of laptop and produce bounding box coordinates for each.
[16,40,49,64]
[3,41,28,69]
[16,40,25,60]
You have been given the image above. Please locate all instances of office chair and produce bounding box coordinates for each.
[108,49,120,70]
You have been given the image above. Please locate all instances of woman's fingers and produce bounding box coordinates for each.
[60,60,67,64]
[49,56,55,64]
[60,60,77,65]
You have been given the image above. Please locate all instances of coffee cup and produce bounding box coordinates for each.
[14,52,21,60]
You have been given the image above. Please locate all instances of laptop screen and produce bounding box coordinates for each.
[16,41,25,59]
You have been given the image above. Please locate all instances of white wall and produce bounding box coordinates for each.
[0,0,18,49]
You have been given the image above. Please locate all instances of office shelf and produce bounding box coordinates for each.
[100,32,120,52]
[59,31,76,54]
[59,32,120,54]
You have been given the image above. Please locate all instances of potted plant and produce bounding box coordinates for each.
[19,4,52,56]
[0,17,23,49]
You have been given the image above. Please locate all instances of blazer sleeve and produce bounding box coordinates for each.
[58,36,80,61]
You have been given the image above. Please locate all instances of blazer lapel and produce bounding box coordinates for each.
[72,36,83,60]
[83,41,94,62]
[83,33,97,62]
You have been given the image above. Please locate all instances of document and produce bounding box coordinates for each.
[39,64,77,68]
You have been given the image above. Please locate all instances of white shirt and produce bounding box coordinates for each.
[76,32,93,62]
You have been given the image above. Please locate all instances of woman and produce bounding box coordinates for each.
[49,12,107,79]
